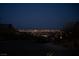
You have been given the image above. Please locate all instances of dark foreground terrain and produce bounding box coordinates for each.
[0,40,79,56]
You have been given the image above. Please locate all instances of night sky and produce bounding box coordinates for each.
[0,3,79,29]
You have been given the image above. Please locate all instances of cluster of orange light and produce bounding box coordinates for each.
[18,29,61,33]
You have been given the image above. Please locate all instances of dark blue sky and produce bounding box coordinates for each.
[0,3,79,29]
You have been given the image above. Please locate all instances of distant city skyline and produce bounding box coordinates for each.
[18,29,61,33]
